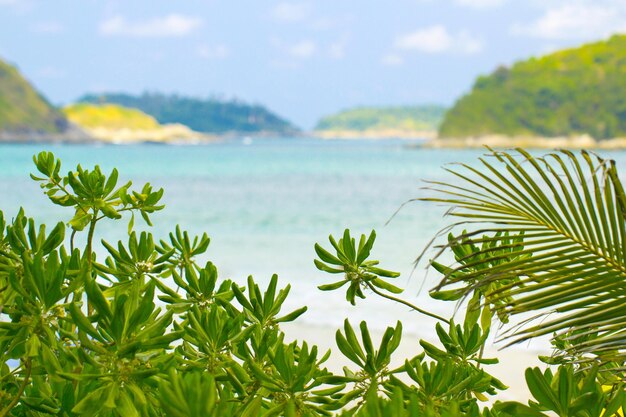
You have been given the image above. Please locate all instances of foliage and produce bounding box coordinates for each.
[424,148,626,366]
[0,58,67,134]
[314,230,402,305]
[315,106,446,134]
[439,34,626,139]
[495,364,626,417]
[0,151,502,416]
[2,148,626,416]
[63,104,161,130]
[78,92,299,135]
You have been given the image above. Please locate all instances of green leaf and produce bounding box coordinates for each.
[314,259,344,274]
[72,386,106,414]
[69,209,92,231]
[356,230,376,264]
[68,302,103,341]
[315,243,343,266]
[370,277,403,294]
[318,280,348,291]
[275,306,308,323]
[525,368,560,413]
[495,402,549,417]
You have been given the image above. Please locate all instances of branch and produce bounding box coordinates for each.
[364,281,450,324]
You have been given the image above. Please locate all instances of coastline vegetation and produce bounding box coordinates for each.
[1,149,625,416]
[315,106,445,138]
[6,34,626,145]
[63,104,161,130]
[440,35,626,140]
[61,103,208,144]
[0,56,297,140]
[0,59,67,134]
[78,93,299,136]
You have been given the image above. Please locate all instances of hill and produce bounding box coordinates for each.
[0,58,69,136]
[439,35,626,141]
[63,103,210,143]
[78,93,299,136]
[314,106,446,139]
[64,103,160,130]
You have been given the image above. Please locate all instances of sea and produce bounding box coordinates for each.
[1,138,625,340]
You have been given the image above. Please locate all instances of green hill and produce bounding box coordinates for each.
[439,35,626,140]
[78,93,299,135]
[62,103,207,143]
[315,106,446,137]
[0,58,68,134]
[63,103,160,130]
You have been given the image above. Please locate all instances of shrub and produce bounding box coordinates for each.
[0,150,624,416]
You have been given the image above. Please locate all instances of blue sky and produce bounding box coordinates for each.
[1,0,624,128]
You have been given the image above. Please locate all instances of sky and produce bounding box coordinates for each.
[1,0,625,128]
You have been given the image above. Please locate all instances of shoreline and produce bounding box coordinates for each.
[426,134,626,149]
[0,128,303,145]
[7,130,626,150]
[82,123,217,144]
[0,124,93,144]
[310,129,437,140]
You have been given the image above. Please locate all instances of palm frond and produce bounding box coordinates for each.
[424,148,626,363]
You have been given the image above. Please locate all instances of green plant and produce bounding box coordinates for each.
[315,148,626,415]
[420,148,626,415]
[314,231,507,415]
[424,149,626,364]
[315,230,448,322]
[495,365,626,417]
[2,149,626,416]
[0,152,339,416]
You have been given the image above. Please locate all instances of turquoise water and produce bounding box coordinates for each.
[2,139,625,336]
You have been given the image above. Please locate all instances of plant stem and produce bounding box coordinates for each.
[0,358,32,417]
[477,343,485,370]
[95,207,133,222]
[365,281,450,324]
[86,214,97,266]
[85,214,98,315]
[70,229,77,252]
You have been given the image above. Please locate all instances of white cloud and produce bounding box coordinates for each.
[381,53,404,66]
[99,14,203,38]
[30,21,64,34]
[395,26,451,53]
[288,40,316,59]
[394,25,483,54]
[512,2,626,40]
[271,2,311,23]
[197,44,230,60]
[455,0,505,8]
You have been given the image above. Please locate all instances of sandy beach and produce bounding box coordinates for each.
[426,135,626,149]
[311,129,437,140]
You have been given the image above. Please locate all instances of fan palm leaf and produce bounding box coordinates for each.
[423,148,626,363]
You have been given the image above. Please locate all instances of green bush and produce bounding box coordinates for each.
[0,150,624,416]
